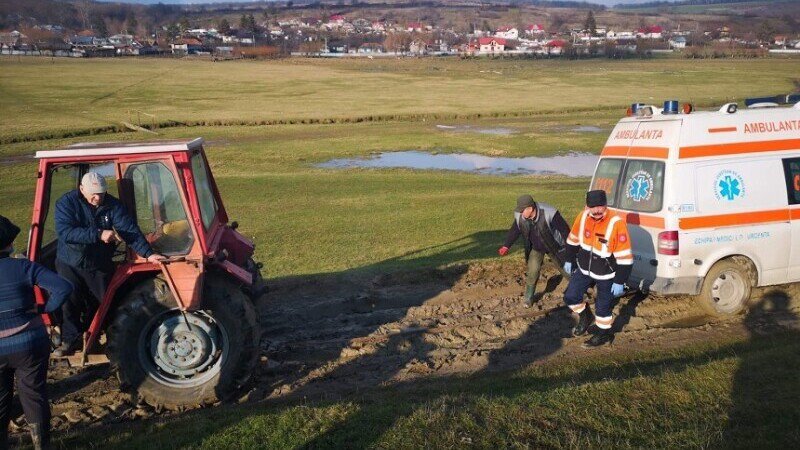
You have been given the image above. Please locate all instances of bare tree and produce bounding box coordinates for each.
[75,0,91,30]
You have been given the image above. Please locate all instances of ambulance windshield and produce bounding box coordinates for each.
[591,158,665,213]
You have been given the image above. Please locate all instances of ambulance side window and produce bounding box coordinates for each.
[619,160,665,213]
[590,159,624,207]
[782,158,800,205]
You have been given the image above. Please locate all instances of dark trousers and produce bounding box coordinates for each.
[55,259,111,345]
[0,340,50,446]
[563,269,614,318]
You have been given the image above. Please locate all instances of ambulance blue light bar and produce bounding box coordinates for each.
[663,100,679,114]
[745,93,800,107]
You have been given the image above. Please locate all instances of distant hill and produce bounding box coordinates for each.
[98,0,677,6]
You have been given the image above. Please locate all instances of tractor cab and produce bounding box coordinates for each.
[28,138,263,408]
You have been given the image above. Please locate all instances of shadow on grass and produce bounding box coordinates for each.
[722,290,800,448]
[54,243,800,448]
[57,317,800,449]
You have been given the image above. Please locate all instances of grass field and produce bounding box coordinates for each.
[2,56,800,448]
[1,57,799,143]
[1,116,602,278]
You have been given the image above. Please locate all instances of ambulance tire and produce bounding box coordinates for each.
[697,258,754,317]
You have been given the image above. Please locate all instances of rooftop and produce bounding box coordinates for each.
[36,138,204,159]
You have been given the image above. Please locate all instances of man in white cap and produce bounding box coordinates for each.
[53,172,164,356]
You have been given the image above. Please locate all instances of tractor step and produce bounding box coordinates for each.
[51,351,109,367]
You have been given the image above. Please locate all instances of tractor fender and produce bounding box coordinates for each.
[84,263,161,355]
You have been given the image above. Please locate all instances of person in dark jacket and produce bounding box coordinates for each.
[0,215,73,450]
[53,172,163,356]
[498,194,571,306]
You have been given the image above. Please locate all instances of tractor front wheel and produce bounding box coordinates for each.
[107,275,259,409]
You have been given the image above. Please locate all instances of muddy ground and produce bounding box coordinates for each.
[9,259,800,439]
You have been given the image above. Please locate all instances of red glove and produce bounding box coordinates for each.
[498,246,509,256]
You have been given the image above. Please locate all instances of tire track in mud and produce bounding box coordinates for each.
[26,259,800,437]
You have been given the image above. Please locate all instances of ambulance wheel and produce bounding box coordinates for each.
[107,275,260,409]
[697,258,754,317]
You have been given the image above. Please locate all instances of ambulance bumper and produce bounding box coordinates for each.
[646,276,703,295]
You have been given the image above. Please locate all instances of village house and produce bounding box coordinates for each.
[495,26,518,40]
[108,34,135,46]
[329,14,346,27]
[0,30,24,49]
[479,37,506,54]
[637,25,663,39]
[609,30,635,39]
[546,39,567,55]
[406,22,424,33]
[171,37,204,55]
[669,36,687,49]
[525,24,545,36]
[409,39,428,55]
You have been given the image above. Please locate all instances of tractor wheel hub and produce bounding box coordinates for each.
[140,310,227,385]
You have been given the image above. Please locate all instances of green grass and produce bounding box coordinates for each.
[1,57,799,142]
[53,332,800,449]
[1,115,610,278]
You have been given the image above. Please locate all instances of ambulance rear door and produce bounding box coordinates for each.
[591,118,680,287]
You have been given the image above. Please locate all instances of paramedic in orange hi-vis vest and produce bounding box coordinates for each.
[563,189,633,348]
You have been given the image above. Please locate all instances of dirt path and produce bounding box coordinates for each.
[17,260,800,437]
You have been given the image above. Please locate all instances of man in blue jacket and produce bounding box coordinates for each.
[54,172,163,356]
[1,215,73,450]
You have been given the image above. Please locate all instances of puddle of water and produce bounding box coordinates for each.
[317,151,598,177]
[572,126,604,133]
[436,125,517,136]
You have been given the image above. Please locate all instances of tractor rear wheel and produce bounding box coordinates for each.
[107,274,260,409]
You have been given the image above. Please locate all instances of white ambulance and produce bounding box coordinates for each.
[590,97,800,316]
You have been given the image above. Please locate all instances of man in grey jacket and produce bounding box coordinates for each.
[498,195,571,306]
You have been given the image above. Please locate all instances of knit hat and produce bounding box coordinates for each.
[0,215,20,250]
[586,190,607,208]
[81,172,108,194]
[515,194,537,213]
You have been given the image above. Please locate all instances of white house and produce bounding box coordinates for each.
[409,40,428,54]
[495,26,518,40]
[637,25,664,39]
[669,36,687,49]
[525,24,545,36]
[479,37,506,54]
[406,22,424,33]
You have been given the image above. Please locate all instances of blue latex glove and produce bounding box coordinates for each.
[563,262,572,274]
[611,283,625,297]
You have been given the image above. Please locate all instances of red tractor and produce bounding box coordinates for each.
[26,138,264,408]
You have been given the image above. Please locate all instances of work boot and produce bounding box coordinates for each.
[52,338,82,357]
[572,306,594,336]
[582,328,614,348]
[49,326,62,349]
[523,285,536,307]
[29,422,51,450]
